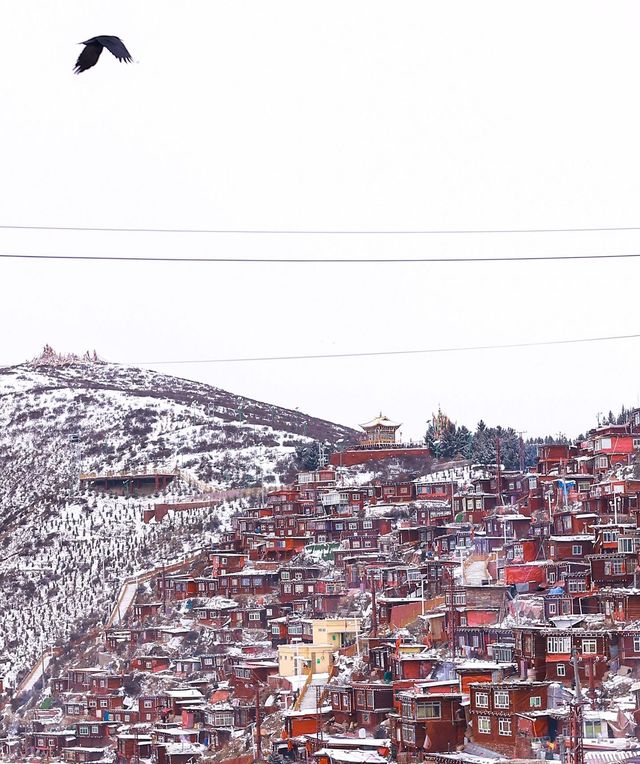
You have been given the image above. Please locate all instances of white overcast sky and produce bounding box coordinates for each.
[1,1,640,440]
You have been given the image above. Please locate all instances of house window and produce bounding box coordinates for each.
[363,520,373,529]
[618,538,635,554]
[548,602,557,615]
[530,696,542,708]
[584,720,601,738]
[343,695,351,711]
[572,545,582,556]
[581,639,597,654]
[557,664,566,677]
[366,690,375,708]
[402,725,416,744]
[79,726,89,736]
[547,636,571,654]
[498,718,512,736]
[416,701,441,719]
[568,580,587,593]
[248,612,261,621]
[494,691,509,709]
[143,700,153,709]
[633,636,640,653]
[605,559,625,575]
[548,571,556,583]
[475,692,489,708]
[478,717,491,734]
[281,571,290,580]
[602,530,618,543]
[453,593,466,606]
[596,456,608,469]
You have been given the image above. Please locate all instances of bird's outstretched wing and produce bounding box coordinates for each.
[97,36,133,64]
[74,42,103,73]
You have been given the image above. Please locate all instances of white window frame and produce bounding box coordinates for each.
[402,724,415,744]
[416,701,441,719]
[478,717,491,734]
[475,692,489,709]
[498,717,512,736]
[618,538,635,554]
[547,636,571,654]
[494,691,509,709]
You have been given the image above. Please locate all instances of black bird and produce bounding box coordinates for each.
[74,36,133,74]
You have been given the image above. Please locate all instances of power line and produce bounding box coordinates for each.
[3,223,640,235]
[130,332,640,365]
[2,251,640,264]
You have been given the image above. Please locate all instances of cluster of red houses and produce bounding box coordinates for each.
[3,410,640,764]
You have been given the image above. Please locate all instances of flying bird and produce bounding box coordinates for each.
[74,36,133,74]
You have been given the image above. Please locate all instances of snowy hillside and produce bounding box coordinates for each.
[0,349,356,687]
[0,349,356,499]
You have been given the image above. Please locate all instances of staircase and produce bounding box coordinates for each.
[297,672,330,712]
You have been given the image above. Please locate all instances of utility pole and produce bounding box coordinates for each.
[495,435,502,505]
[316,684,323,744]
[568,650,586,764]
[369,571,377,637]
[161,561,167,615]
[254,683,262,762]
[447,566,457,658]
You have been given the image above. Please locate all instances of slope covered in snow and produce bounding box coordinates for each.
[0,352,356,686]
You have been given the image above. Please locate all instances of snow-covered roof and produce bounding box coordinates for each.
[313,749,388,763]
[306,736,391,749]
[359,414,400,429]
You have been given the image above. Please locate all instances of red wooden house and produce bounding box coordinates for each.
[133,602,163,620]
[468,681,549,757]
[548,535,594,561]
[116,733,153,764]
[216,569,279,596]
[28,731,75,757]
[130,655,171,673]
[329,681,393,730]
[232,660,279,699]
[391,690,466,755]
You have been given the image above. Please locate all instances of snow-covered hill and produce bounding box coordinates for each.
[0,349,356,687]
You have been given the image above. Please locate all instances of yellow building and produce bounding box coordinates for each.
[278,618,361,676]
[278,642,334,676]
